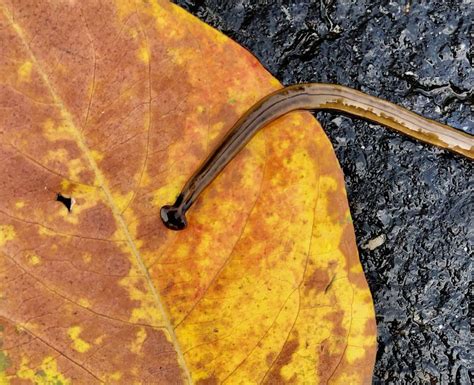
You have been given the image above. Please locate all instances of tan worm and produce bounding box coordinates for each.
[161,83,474,230]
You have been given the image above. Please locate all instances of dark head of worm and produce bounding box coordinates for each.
[160,194,188,230]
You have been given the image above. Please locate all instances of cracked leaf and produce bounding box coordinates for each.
[0,0,376,384]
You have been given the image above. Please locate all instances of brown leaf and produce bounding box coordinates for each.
[0,1,376,383]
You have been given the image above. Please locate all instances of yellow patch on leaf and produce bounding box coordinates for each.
[67,326,91,353]
[0,225,15,246]
[27,253,41,266]
[17,356,71,385]
[17,60,32,82]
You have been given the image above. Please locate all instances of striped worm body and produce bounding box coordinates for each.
[161,83,473,230]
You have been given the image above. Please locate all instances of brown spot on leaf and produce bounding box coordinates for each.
[339,223,371,289]
[364,317,377,337]
[196,375,218,385]
[266,351,276,367]
[304,267,331,294]
[264,335,299,384]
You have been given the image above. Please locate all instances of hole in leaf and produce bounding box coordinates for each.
[56,193,74,212]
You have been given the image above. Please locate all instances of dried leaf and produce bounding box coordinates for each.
[0,1,376,383]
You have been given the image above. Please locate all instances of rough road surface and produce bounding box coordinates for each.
[174,1,473,384]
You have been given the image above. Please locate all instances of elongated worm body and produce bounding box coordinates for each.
[161,83,473,230]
